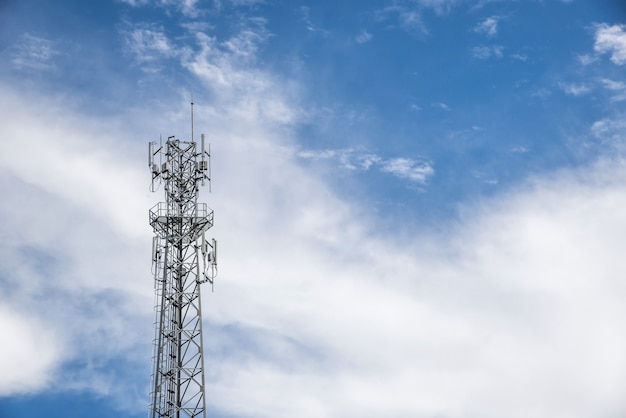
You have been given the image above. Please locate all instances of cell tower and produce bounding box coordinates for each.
[147,105,217,418]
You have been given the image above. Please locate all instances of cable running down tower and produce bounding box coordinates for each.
[148,117,217,418]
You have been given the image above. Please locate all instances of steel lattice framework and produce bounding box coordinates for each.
[148,134,217,418]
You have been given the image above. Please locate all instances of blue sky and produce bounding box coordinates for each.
[1,0,626,417]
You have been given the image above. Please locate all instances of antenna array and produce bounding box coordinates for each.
[148,120,217,418]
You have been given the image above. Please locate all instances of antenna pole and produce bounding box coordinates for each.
[191,96,194,142]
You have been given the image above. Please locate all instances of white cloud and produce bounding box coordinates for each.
[471,45,503,59]
[299,6,330,35]
[417,0,460,15]
[377,0,464,35]
[398,10,426,34]
[558,81,591,96]
[594,23,626,65]
[229,0,266,5]
[532,87,552,99]
[599,78,626,101]
[336,150,381,171]
[432,101,451,110]
[124,24,177,71]
[577,53,597,66]
[182,23,297,126]
[202,151,626,418]
[0,304,62,395]
[117,0,150,6]
[355,30,373,44]
[118,0,200,16]
[3,71,626,418]
[10,33,59,71]
[378,4,428,36]
[380,157,434,183]
[510,145,530,153]
[0,84,156,408]
[600,78,626,91]
[178,0,200,16]
[297,148,433,184]
[297,149,338,160]
[591,117,626,144]
[474,16,499,37]
[222,18,270,59]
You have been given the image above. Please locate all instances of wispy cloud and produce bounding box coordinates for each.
[532,87,552,99]
[471,45,503,59]
[299,6,330,35]
[223,18,271,59]
[118,0,200,16]
[355,30,373,44]
[417,0,460,15]
[380,157,435,183]
[297,148,434,184]
[376,0,461,35]
[600,78,625,91]
[10,33,59,71]
[123,24,177,71]
[591,117,626,143]
[558,82,591,96]
[117,0,150,6]
[432,101,451,111]
[599,78,626,101]
[178,0,200,16]
[474,16,499,37]
[377,3,428,36]
[183,21,296,125]
[510,145,530,153]
[594,23,626,65]
[577,53,597,66]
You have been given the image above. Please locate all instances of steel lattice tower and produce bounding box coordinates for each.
[148,127,217,418]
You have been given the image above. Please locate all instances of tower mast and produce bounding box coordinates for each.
[148,110,217,418]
